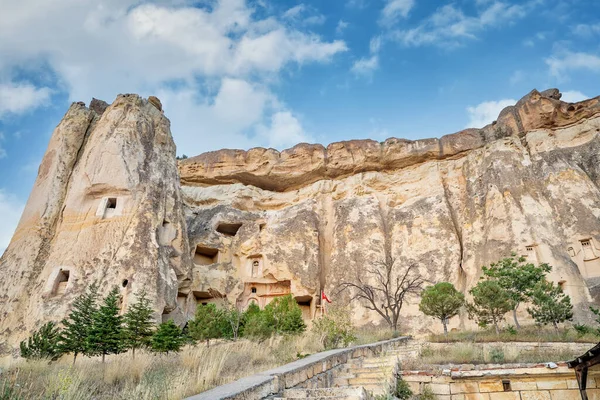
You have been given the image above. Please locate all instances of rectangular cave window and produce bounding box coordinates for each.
[582,240,591,247]
[106,198,117,209]
[53,269,70,295]
[251,287,257,294]
[216,222,242,236]
[194,245,219,265]
[526,245,534,252]
[502,380,511,392]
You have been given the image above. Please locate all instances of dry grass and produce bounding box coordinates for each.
[353,326,399,345]
[401,342,584,370]
[0,334,325,400]
[429,325,599,343]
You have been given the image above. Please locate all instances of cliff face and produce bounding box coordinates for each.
[0,95,191,354]
[2,89,600,355]
[179,89,600,330]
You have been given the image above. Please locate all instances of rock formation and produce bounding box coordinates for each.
[0,95,191,356]
[2,88,600,356]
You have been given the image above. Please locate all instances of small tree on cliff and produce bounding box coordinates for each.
[123,290,155,359]
[467,280,512,335]
[527,281,573,332]
[58,282,99,364]
[482,256,551,329]
[86,286,125,362]
[337,258,425,332]
[419,282,465,337]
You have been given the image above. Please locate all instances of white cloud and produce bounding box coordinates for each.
[546,50,600,80]
[369,36,382,53]
[561,90,589,103]
[380,0,415,27]
[351,55,379,76]
[0,132,6,159]
[572,23,600,37]
[336,20,349,35]
[0,82,51,118]
[351,36,382,77]
[282,4,326,26]
[259,111,312,149]
[465,98,516,128]
[0,190,25,256]
[391,1,535,47]
[0,0,347,154]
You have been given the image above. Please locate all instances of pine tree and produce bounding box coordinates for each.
[86,286,125,363]
[419,282,465,337]
[123,290,155,359]
[466,279,513,335]
[482,256,551,329]
[20,322,62,361]
[151,320,185,354]
[58,282,99,364]
[527,280,573,332]
[188,303,227,346]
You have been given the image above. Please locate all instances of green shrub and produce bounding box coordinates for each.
[419,385,438,400]
[243,295,306,339]
[312,307,356,349]
[506,325,517,335]
[188,303,230,345]
[392,372,413,400]
[20,322,62,361]
[489,347,505,363]
[265,295,306,334]
[574,324,592,337]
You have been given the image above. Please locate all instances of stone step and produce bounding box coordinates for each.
[282,387,365,398]
[345,367,393,374]
[350,371,388,379]
[348,377,385,385]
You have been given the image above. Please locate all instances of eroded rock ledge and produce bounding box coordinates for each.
[179,89,600,192]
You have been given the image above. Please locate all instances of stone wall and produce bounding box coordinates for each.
[403,365,594,399]
[184,336,410,400]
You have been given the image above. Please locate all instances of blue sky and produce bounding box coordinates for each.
[0,0,599,252]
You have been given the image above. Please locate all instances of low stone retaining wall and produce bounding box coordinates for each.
[403,364,595,400]
[184,336,409,400]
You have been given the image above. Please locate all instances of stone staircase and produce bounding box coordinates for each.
[271,340,421,399]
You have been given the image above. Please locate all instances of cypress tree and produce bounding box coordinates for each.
[151,320,185,354]
[86,286,125,363]
[58,282,99,364]
[123,290,155,359]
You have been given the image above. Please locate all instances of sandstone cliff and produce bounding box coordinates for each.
[179,89,600,331]
[0,95,191,355]
[2,89,600,356]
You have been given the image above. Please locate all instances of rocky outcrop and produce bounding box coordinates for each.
[180,89,600,331]
[0,94,191,354]
[179,89,600,192]
[2,89,600,356]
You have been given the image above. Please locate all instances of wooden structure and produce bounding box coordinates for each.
[568,342,600,400]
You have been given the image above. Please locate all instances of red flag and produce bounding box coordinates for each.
[321,291,331,303]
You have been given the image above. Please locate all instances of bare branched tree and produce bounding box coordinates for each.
[337,258,425,331]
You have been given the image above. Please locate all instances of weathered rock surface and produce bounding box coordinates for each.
[180,89,600,331]
[0,94,191,354]
[2,88,600,356]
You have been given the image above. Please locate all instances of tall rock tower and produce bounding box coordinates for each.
[0,95,192,354]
